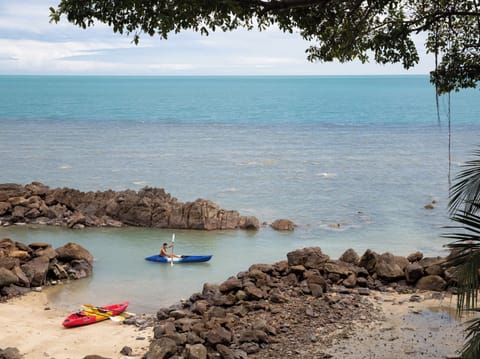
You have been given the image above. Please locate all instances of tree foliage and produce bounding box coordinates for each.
[50,0,480,94]
[444,150,480,359]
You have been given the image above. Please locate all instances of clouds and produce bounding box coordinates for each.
[0,0,433,75]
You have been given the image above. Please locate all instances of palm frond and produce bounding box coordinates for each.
[455,253,480,313]
[443,211,480,313]
[449,148,480,215]
[446,148,480,359]
[443,211,480,255]
[461,316,480,359]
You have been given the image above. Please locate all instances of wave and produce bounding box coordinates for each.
[132,181,148,186]
[316,172,337,178]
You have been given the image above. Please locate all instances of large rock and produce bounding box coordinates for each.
[407,251,423,262]
[405,262,424,284]
[270,219,295,231]
[339,248,360,265]
[420,257,445,276]
[107,189,153,226]
[205,324,232,346]
[185,343,207,359]
[55,243,93,265]
[0,202,11,216]
[374,253,406,281]
[0,268,18,287]
[67,212,87,228]
[219,277,243,293]
[416,275,447,291]
[286,247,329,269]
[184,199,240,230]
[21,255,49,286]
[67,259,93,279]
[239,216,260,230]
[0,238,95,299]
[306,274,327,297]
[324,260,355,277]
[34,245,56,260]
[145,338,177,359]
[358,249,378,274]
[0,257,19,270]
[11,266,30,287]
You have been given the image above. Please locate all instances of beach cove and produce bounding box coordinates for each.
[0,245,468,359]
[1,75,479,356]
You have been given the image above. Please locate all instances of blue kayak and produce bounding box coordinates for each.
[145,255,212,263]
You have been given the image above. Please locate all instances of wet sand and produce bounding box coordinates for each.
[325,291,466,359]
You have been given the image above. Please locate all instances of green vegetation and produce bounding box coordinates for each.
[50,0,479,94]
[445,149,480,359]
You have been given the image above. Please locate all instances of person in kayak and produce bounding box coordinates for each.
[160,242,181,258]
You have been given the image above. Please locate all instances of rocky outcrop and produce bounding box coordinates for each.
[0,237,93,299]
[144,246,457,358]
[0,182,259,230]
[270,219,295,231]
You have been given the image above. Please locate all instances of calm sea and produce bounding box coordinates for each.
[0,75,479,313]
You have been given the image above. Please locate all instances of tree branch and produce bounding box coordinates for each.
[259,0,333,11]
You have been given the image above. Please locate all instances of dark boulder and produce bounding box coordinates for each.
[144,338,177,359]
[286,247,329,269]
[0,268,18,287]
[339,248,360,265]
[21,255,49,286]
[55,243,94,265]
[416,275,447,291]
[405,262,424,284]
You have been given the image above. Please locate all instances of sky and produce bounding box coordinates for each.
[0,0,434,76]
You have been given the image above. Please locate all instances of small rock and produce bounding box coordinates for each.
[357,288,370,296]
[409,294,423,302]
[0,347,22,359]
[120,346,133,356]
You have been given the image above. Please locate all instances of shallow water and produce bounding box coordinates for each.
[1,75,479,312]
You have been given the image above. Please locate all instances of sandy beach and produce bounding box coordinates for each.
[0,288,469,359]
[326,291,466,358]
[0,290,151,359]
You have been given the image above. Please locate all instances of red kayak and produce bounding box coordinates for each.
[62,301,129,328]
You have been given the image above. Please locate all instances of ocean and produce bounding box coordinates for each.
[0,75,479,313]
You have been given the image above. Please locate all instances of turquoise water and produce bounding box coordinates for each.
[0,75,479,313]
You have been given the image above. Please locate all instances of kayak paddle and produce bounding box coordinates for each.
[171,233,175,267]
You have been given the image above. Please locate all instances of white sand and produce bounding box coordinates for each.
[0,291,151,359]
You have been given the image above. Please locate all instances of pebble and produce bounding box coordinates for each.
[409,294,423,302]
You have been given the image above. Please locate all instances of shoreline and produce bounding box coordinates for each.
[0,290,152,359]
[0,288,467,359]
[0,240,470,358]
[325,291,465,358]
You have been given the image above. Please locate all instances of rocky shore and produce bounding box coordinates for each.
[144,246,458,359]
[0,182,259,230]
[0,243,463,358]
[0,238,93,299]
